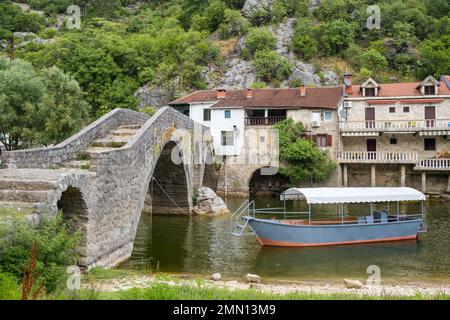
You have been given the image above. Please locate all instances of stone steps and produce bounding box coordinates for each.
[0,189,50,203]
[65,160,92,170]
[0,179,59,190]
[0,201,45,218]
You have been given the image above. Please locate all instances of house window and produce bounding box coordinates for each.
[390,138,397,145]
[316,134,327,147]
[403,106,410,113]
[365,88,376,97]
[389,107,396,113]
[224,110,231,118]
[424,85,436,95]
[260,136,266,143]
[203,109,211,121]
[221,131,234,146]
[323,111,332,121]
[424,138,436,151]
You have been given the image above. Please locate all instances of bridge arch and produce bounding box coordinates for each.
[146,140,192,215]
[57,186,89,265]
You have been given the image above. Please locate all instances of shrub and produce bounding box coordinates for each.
[253,50,293,83]
[0,214,80,293]
[245,27,277,56]
[0,272,21,300]
[140,106,157,117]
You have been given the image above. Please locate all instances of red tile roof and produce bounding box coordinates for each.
[169,87,343,110]
[351,80,450,97]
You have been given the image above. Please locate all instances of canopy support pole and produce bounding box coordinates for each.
[341,203,344,224]
[421,200,424,219]
[283,199,286,220]
[370,202,373,215]
[397,201,400,220]
[387,202,390,215]
[308,204,311,225]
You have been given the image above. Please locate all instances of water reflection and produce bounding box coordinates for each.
[121,198,450,282]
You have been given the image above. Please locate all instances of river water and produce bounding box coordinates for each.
[120,197,450,283]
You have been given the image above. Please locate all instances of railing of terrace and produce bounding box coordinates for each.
[340,119,450,131]
[339,151,419,163]
[245,116,286,126]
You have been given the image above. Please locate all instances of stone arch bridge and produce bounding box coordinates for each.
[0,107,217,268]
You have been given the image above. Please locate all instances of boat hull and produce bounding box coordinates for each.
[245,217,421,247]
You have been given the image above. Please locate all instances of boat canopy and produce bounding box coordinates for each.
[280,187,426,204]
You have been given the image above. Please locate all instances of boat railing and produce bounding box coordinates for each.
[231,200,255,236]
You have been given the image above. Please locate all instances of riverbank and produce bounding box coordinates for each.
[80,269,450,300]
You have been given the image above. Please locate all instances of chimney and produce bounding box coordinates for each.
[300,85,306,96]
[246,88,252,99]
[344,73,353,96]
[217,89,226,99]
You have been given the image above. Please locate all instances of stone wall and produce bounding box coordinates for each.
[1,108,149,169]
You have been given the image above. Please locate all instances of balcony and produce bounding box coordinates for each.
[415,158,450,171]
[341,119,450,135]
[245,116,286,126]
[339,151,419,164]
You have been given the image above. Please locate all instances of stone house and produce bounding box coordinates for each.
[340,74,450,193]
[169,86,343,196]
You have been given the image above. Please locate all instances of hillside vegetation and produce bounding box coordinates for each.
[0,0,449,118]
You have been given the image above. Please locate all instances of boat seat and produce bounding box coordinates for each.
[373,211,388,223]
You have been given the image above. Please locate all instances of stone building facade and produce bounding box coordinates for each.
[340,75,450,194]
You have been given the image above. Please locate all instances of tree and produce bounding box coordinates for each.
[358,49,388,72]
[417,36,450,79]
[0,59,44,150]
[318,20,356,56]
[245,27,277,56]
[0,58,90,150]
[292,19,318,61]
[274,118,336,185]
[390,22,418,54]
[253,50,293,83]
[218,9,250,39]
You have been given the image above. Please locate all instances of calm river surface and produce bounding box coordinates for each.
[120,197,450,283]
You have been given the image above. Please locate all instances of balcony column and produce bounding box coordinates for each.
[400,165,406,187]
[371,165,376,187]
[343,164,348,187]
[421,172,427,193]
[447,174,450,193]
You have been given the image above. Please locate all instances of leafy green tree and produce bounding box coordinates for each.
[253,50,293,83]
[358,49,388,72]
[417,36,450,79]
[390,22,418,54]
[0,58,44,150]
[274,118,336,185]
[318,20,356,56]
[245,27,277,55]
[0,58,90,150]
[292,19,318,61]
[218,9,250,39]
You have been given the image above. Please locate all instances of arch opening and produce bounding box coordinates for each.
[249,168,288,197]
[148,141,191,215]
[57,186,88,264]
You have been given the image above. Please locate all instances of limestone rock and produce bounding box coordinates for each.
[217,58,256,89]
[193,187,230,215]
[242,0,277,19]
[211,273,222,281]
[135,84,174,109]
[246,273,262,283]
[344,279,363,289]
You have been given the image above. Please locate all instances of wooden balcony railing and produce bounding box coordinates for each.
[340,119,450,131]
[245,116,286,126]
[339,151,419,163]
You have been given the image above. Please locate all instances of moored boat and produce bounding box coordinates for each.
[231,187,427,247]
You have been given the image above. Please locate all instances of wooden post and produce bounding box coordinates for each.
[421,172,427,193]
[371,165,376,187]
[343,164,348,187]
[400,165,406,187]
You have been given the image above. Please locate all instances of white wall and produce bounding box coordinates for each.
[188,103,245,156]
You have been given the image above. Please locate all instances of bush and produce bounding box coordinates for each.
[253,50,293,83]
[0,272,21,300]
[218,9,250,40]
[0,214,80,293]
[140,106,157,117]
[245,27,277,56]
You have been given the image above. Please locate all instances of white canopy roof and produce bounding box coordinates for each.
[280,187,426,204]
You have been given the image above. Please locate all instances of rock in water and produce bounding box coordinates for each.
[344,279,363,289]
[211,273,222,281]
[246,274,262,283]
[193,187,230,215]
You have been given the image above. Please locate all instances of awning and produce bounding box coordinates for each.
[280,187,426,204]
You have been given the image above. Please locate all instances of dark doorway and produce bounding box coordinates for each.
[425,106,436,128]
[365,108,375,128]
[367,139,377,160]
